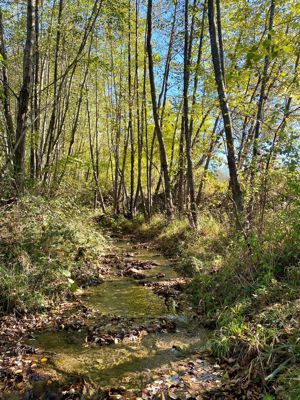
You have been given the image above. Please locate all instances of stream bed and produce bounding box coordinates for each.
[26,239,209,390]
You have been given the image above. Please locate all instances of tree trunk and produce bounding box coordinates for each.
[30,0,40,180]
[133,0,147,217]
[0,9,14,160]
[252,0,275,160]
[183,0,197,227]
[196,116,220,205]
[128,0,135,218]
[207,0,243,214]
[146,0,173,219]
[14,0,34,192]
[248,0,275,223]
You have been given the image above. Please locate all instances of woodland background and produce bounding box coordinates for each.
[0,0,299,398]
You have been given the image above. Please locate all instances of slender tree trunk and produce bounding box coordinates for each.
[177,117,185,213]
[148,0,177,215]
[0,9,14,159]
[142,34,152,217]
[42,0,63,185]
[207,0,243,214]
[133,0,147,216]
[109,42,121,215]
[146,0,173,219]
[30,0,40,180]
[252,0,275,160]
[189,2,206,142]
[248,0,275,223]
[128,0,135,218]
[170,101,182,176]
[57,60,90,186]
[196,116,219,205]
[183,0,197,227]
[215,0,225,81]
[86,98,106,214]
[14,0,34,192]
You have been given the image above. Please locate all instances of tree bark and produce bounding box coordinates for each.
[207,0,243,214]
[183,0,197,227]
[128,0,135,218]
[14,0,34,192]
[146,0,173,219]
[133,0,147,217]
[0,9,14,160]
[30,0,40,179]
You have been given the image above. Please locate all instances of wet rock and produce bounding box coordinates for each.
[86,317,176,346]
[142,278,187,298]
[124,252,135,258]
[141,356,223,399]
[124,268,146,279]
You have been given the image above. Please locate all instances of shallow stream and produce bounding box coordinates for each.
[28,239,208,388]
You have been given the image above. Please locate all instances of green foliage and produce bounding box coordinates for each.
[85,203,300,396]
[0,0,298,395]
[137,214,167,239]
[278,367,300,400]
[0,195,106,312]
[98,213,146,234]
[157,218,194,257]
[121,214,198,257]
[185,200,300,396]
[178,256,203,277]
[0,263,46,312]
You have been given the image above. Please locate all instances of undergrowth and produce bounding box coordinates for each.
[0,195,106,313]
[101,206,300,398]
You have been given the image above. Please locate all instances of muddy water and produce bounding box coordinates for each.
[28,239,208,388]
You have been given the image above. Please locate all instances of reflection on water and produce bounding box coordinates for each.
[29,240,207,387]
[83,278,167,317]
[32,328,208,387]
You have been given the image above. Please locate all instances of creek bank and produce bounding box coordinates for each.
[0,235,224,399]
[102,227,278,399]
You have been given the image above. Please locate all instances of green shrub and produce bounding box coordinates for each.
[138,214,167,238]
[179,256,204,277]
[156,218,193,256]
[0,195,106,312]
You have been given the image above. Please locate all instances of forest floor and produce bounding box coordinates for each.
[0,199,298,399]
[1,231,269,400]
[0,234,222,399]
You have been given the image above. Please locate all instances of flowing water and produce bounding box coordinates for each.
[28,239,208,388]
